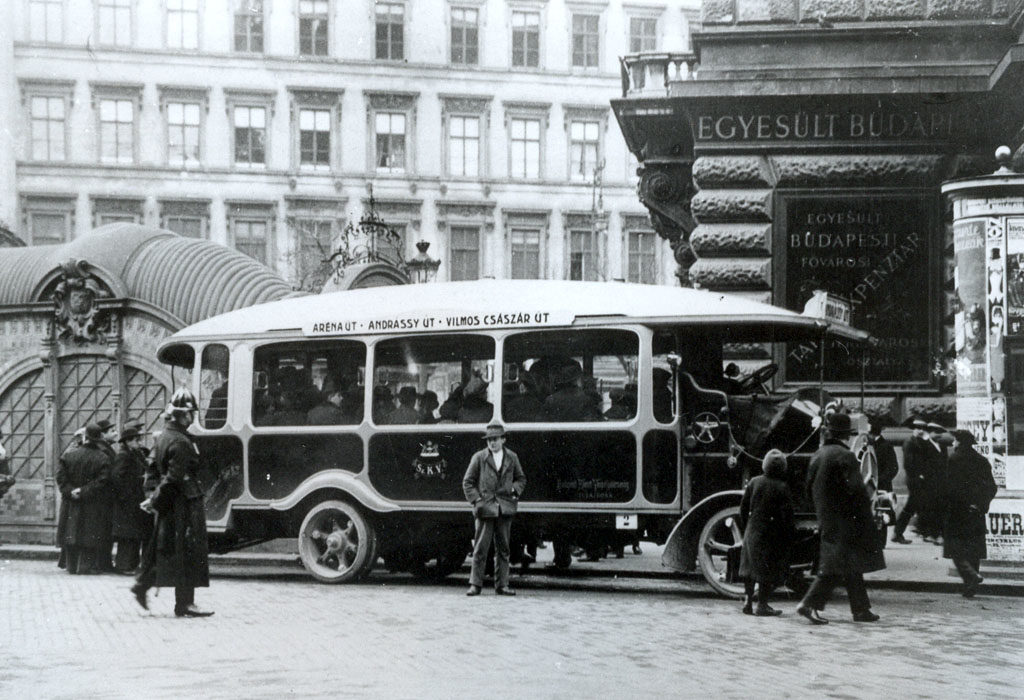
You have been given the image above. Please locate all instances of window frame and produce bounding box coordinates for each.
[27,0,64,43]
[289,88,342,172]
[227,200,276,265]
[564,214,602,282]
[160,199,210,239]
[91,196,144,228]
[90,82,143,166]
[286,196,347,290]
[233,0,265,53]
[569,11,601,70]
[159,85,209,168]
[374,1,405,61]
[449,5,480,66]
[437,200,495,282]
[509,6,541,69]
[503,209,549,280]
[441,95,490,180]
[225,89,276,170]
[20,79,73,163]
[503,101,549,181]
[628,13,659,53]
[563,105,607,183]
[165,0,200,51]
[20,194,76,245]
[298,0,330,57]
[622,214,661,285]
[365,91,418,175]
[95,0,133,47]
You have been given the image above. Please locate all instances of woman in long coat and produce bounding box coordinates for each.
[943,429,998,597]
[738,449,795,616]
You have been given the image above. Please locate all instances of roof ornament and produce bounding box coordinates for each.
[51,259,112,344]
[326,184,406,280]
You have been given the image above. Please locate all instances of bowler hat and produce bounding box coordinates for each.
[951,429,976,446]
[926,422,947,433]
[119,426,142,442]
[95,418,114,431]
[823,412,854,435]
[84,423,104,442]
[123,418,145,431]
[482,424,506,440]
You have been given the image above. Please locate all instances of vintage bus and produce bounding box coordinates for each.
[156,279,869,596]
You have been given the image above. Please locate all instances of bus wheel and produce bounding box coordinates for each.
[298,500,376,583]
[697,506,746,600]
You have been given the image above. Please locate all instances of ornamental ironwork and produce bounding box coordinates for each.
[51,259,112,344]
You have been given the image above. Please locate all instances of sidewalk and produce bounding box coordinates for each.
[4,535,1023,596]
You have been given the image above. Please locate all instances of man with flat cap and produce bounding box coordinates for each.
[796,412,885,624]
[462,423,527,596]
[892,418,929,544]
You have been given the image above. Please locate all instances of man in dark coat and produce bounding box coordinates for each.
[738,449,795,617]
[543,362,601,422]
[943,429,998,598]
[55,423,112,575]
[131,389,213,617]
[868,420,899,493]
[462,424,527,596]
[892,418,929,544]
[92,417,119,572]
[796,412,885,624]
[110,425,149,574]
[919,422,949,542]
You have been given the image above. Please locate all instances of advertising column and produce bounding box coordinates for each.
[943,153,1024,564]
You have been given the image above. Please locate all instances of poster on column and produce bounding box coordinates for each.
[986,218,1006,396]
[954,219,987,395]
[1007,217,1024,335]
[986,498,1024,561]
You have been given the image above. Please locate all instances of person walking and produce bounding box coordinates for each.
[942,429,998,598]
[891,418,929,544]
[131,389,214,617]
[462,423,526,596]
[738,449,795,617]
[796,412,886,624]
[919,422,949,543]
[110,424,149,574]
[868,420,899,494]
[55,423,113,575]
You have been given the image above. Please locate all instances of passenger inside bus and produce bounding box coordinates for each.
[417,390,439,424]
[372,385,395,423]
[603,384,636,420]
[457,373,494,423]
[384,386,421,424]
[544,361,602,422]
[201,344,230,429]
[307,383,346,425]
[503,367,545,422]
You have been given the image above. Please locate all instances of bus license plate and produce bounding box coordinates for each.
[615,514,637,530]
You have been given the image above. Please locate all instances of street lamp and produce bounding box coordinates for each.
[405,240,441,284]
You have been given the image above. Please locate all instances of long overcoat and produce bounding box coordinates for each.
[55,443,112,548]
[902,435,930,495]
[462,446,526,519]
[110,443,149,540]
[943,444,998,562]
[738,473,795,584]
[806,439,886,576]
[149,420,210,589]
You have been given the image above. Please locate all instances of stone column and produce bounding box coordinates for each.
[942,147,1024,566]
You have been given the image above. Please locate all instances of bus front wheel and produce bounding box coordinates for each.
[697,506,746,600]
[298,500,377,583]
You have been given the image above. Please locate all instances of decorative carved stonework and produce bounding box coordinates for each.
[637,161,697,285]
[51,260,112,344]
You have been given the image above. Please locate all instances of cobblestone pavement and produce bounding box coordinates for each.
[1,558,1022,699]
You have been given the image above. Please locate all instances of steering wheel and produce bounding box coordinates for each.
[736,363,779,394]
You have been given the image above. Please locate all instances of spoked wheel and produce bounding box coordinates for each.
[298,500,376,583]
[697,506,746,599]
[410,546,469,581]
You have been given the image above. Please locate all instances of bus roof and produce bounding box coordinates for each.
[159,279,869,349]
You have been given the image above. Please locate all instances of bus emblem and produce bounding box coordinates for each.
[413,441,448,480]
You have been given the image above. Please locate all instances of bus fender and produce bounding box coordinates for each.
[661,491,744,573]
[268,470,402,514]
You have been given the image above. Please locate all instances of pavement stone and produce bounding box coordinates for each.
[1,557,1022,699]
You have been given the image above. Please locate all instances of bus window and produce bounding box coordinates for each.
[502,329,639,422]
[373,334,495,425]
[252,340,366,426]
[200,345,230,429]
[652,331,677,424]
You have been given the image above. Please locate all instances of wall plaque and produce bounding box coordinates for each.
[777,193,936,387]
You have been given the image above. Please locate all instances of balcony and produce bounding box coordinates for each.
[619,52,699,98]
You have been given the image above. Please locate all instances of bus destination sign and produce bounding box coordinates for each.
[305,309,575,336]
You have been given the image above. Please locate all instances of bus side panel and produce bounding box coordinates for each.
[248,434,363,499]
[367,431,637,503]
[194,435,244,521]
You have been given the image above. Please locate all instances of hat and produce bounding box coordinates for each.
[482,424,506,440]
[119,426,143,442]
[907,417,927,429]
[951,429,976,446]
[823,412,854,436]
[464,374,488,397]
[926,422,947,433]
[84,423,103,442]
[761,448,788,478]
[553,361,583,388]
[419,390,439,409]
[123,418,145,431]
[398,386,418,404]
[95,418,114,431]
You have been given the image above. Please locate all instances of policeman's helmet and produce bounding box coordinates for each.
[166,387,199,414]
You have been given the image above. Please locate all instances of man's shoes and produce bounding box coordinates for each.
[465,585,482,596]
[891,535,912,544]
[852,611,880,622]
[495,588,516,596]
[130,584,148,611]
[742,596,754,615]
[754,604,783,617]
[175,605,214,618]
[796,605,829,625]
[963,576,984,598]
[632,545,643,555]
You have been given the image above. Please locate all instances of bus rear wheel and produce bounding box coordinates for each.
[298,500,376,583]
[697,506,746,600]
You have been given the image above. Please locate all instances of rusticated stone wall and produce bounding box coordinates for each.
[704,0,1009,23]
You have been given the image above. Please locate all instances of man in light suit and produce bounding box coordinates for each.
[462,424,527,597]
